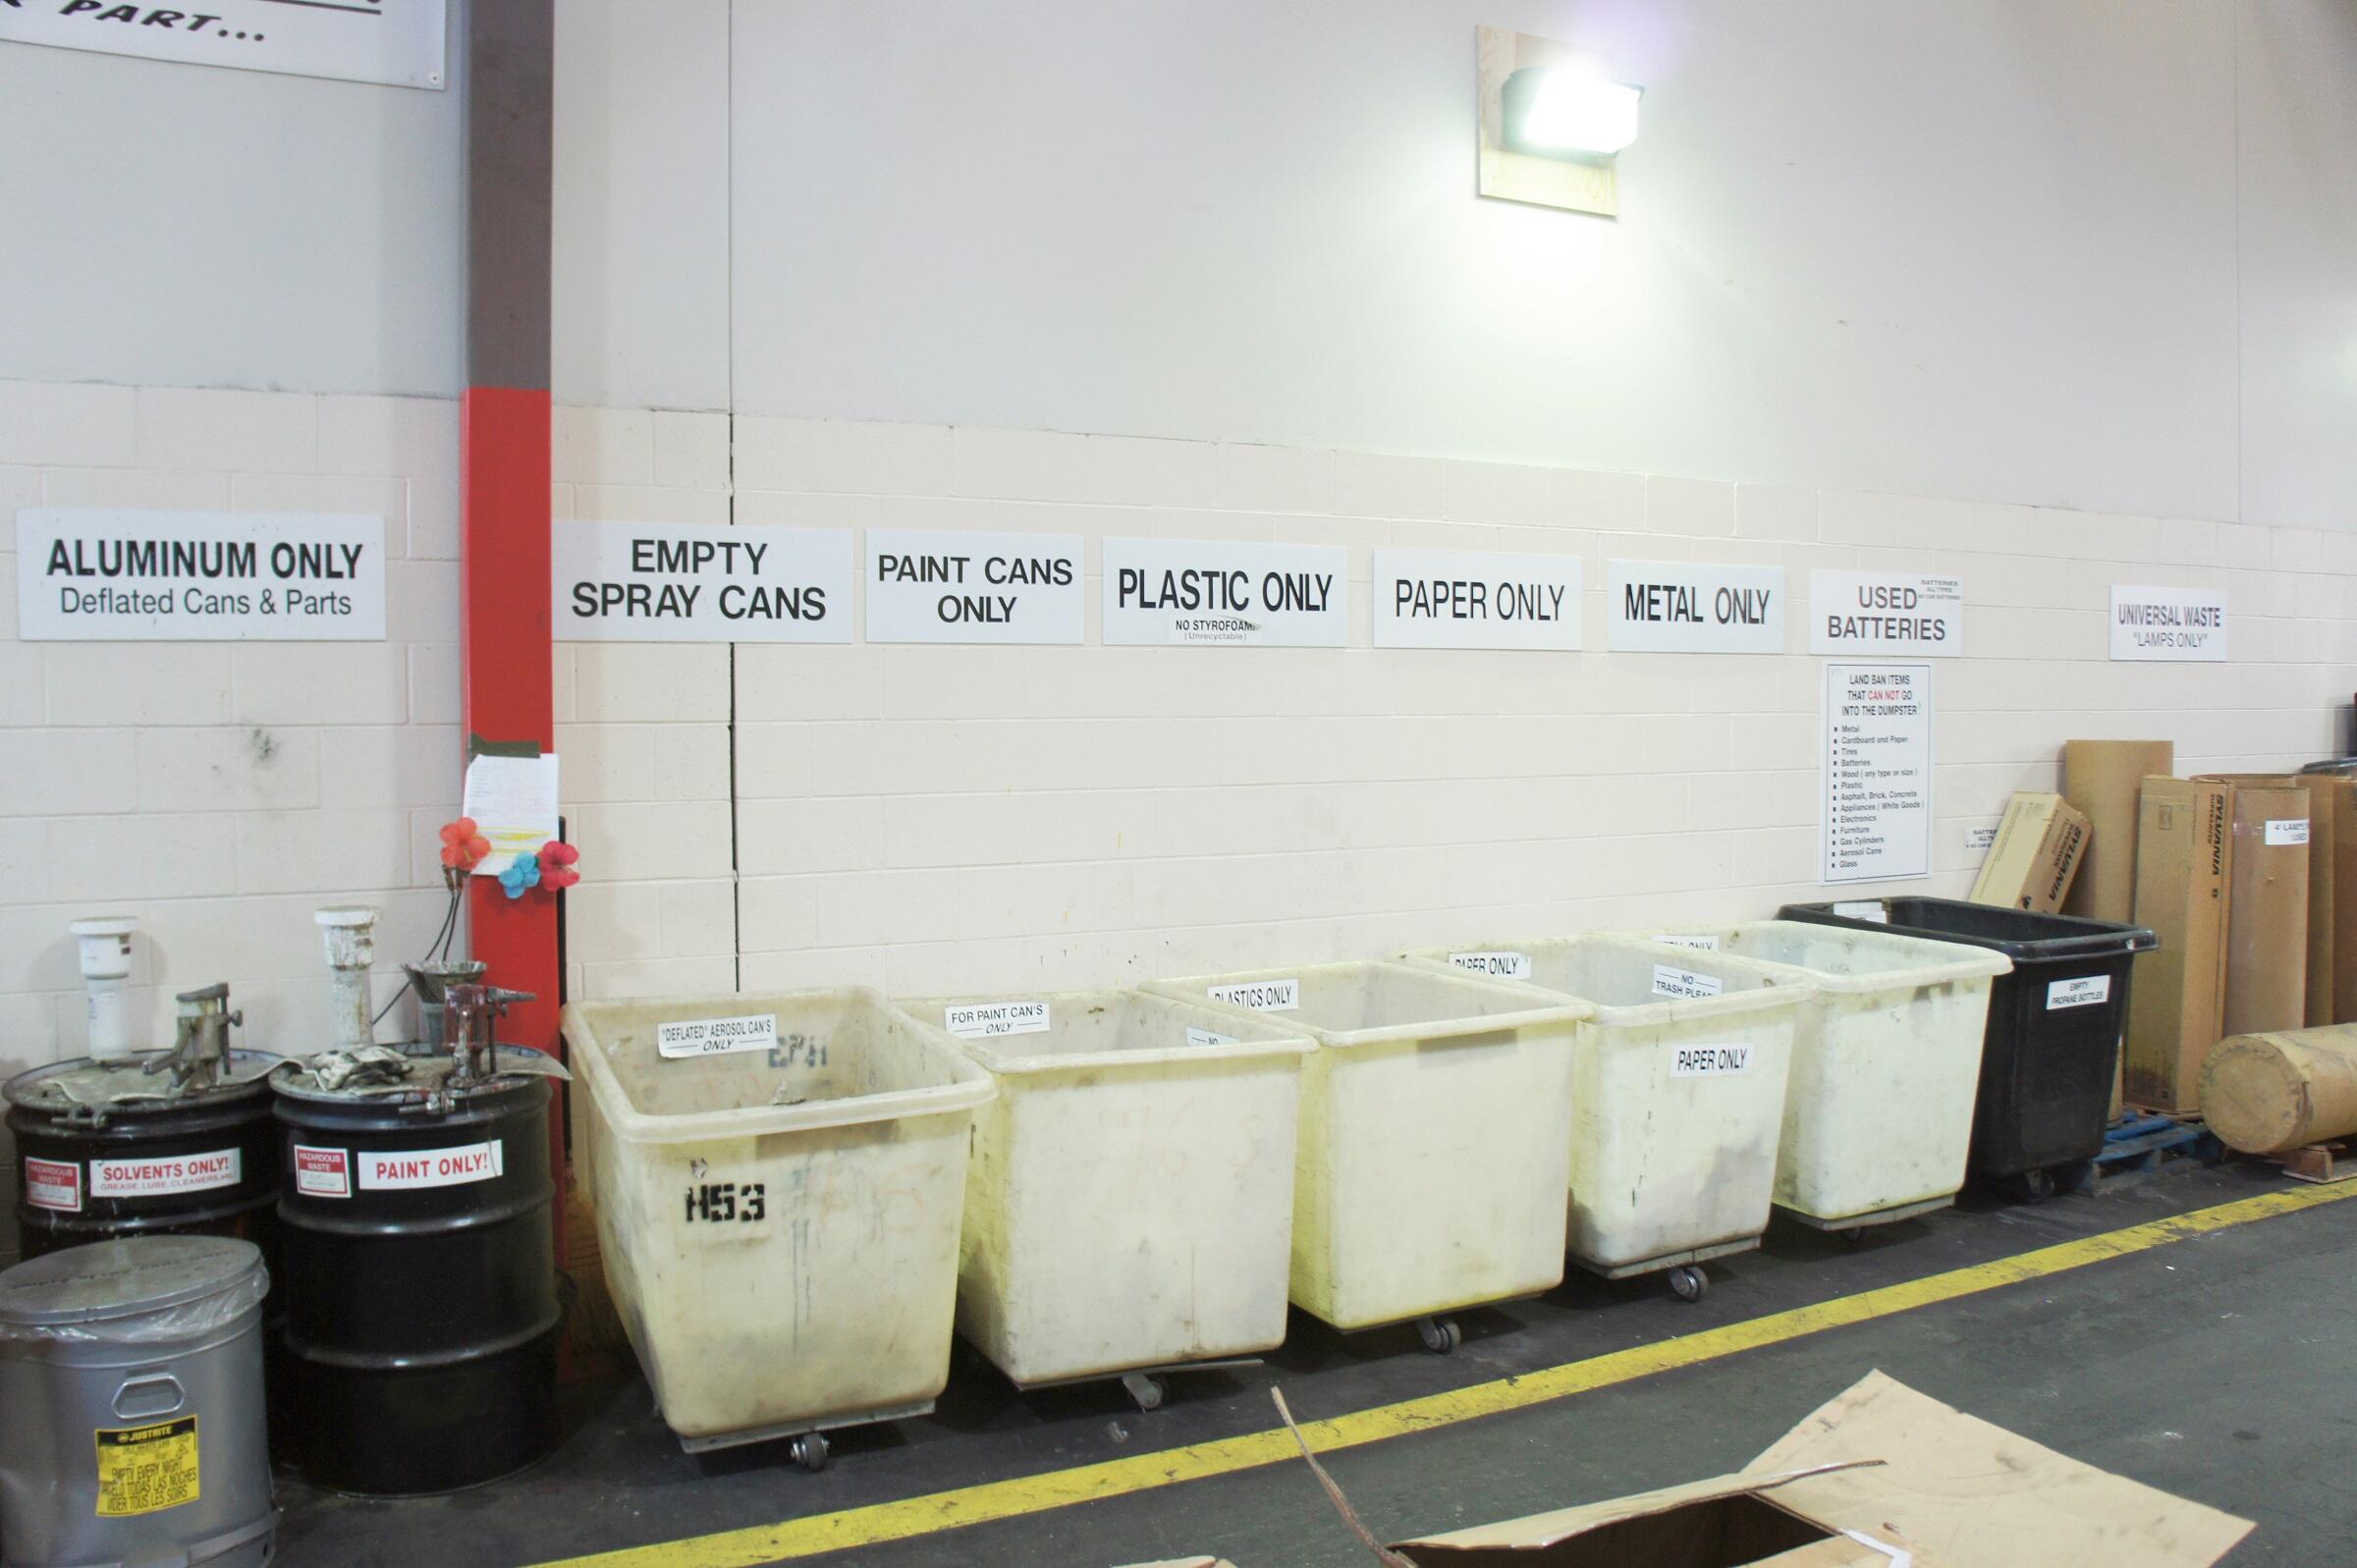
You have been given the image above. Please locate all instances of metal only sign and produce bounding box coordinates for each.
[17,510,386,640]
[1606,561,1784,653]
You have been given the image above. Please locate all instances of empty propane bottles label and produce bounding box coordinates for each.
[1653,964,1724,1000]
[657,1012,780,1059]
[943,1000,1051,1039]
[1209,979,1299,1011]
[2046,976,2112,1010]
[1671,1044,1752,1077]
[23,1158,82,1213]
[358,1140,504,1190]
[94,1417,198,1517]
[1831,900,1889,922]
[292,1145,351,1199]
[1656,934,1721,950]
[1184,1027,1240,1048]
[1451,950,1532,980]
[2265,819,2312,847]
[1103,539,1347,647]
[89,1149,241,1199]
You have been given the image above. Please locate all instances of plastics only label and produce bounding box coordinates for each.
[944,1000,1051,1039]
[23,1157,82,1213]
[1451,950,1532,980]
[1653,964,1724,1000]
[89,1149,241,1200]
[2047,976,2112,1010]
[94,1418,198,1518]
[358,1140,504,1191]
[1656,934,1721,950]
[1671,1043,1752,1077]
[292,1146,351,1200]
[2266,819,2312,847]
[657,1013,780,1059]
[1209,979,1299,1011]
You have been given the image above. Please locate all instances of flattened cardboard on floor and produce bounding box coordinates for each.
[2062,739,2173,924]
[2292,773,2357,1026]
[2123,777,2231,1112]
[1968,792,2088,913]
[2196,776,2312,1037]
[1391,1371,2251,1567]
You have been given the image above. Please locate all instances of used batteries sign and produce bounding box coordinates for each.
[866,529,1083,644]
[18,510,385,641]
[1606,561,1784,653]
[1809,570,1963,657]
[1104,539,1346,647]
[1372,549,1582,651]
[554,521,851,643]
[2110,585,2226,662]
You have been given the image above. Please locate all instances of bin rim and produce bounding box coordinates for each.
[899,988,1315,1076]
[1609,920,2014,990]
[1140,959,1591,1050]
[1398,935,1815,1029]
[560,987,995,1145]
[1776,898,2159,964]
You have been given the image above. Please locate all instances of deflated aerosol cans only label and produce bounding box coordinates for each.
[23,1157,82,1213]
[292,1145,351,1199]
[1656,934,1721,951]
[943,1000,1051,1039]
[1653,963,1724,1000]
[656,1012,779,1059]
[2265,818,2311,847]
[2047,975,2111,1010]
[89,1149,241,1200]
[94,1417,199,1517]
[1671,1043,1753,1077]
[1209,978,1298,1011]
[358,1140,504,1191]
[1450,950,1532,980]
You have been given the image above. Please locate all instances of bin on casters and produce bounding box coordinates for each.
[1779,898,2156,1203]
[1402,936,1807,1303]
[1618,920,2010,1237]
[1143,961,1588,1354]
[909,990,1312,1412]
[562,989,993,1469]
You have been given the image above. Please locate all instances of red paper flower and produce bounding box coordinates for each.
[439,817,491,872]
[536,839,581,891]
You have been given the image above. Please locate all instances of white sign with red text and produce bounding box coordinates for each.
[89,1149,241,1200]
[357,1140,505,1191]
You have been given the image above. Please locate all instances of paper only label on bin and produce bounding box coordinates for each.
[1653,963,1724,1000]
[2265,819,2312,847]
[292,1145,351,1199]
[2047,976,2112,1010]
[1184,1027,1240,1049]
[1451,950,1532,980]
[1208,979,1299,1011]
[944,1000,1051,1039]
[358,1140,504,1191]
[1671,1043,1753,1077]
[23,1157,82,1213]
[656,1013,781,1059]
[89,1149,240,1200]
[1656,934,1721,951]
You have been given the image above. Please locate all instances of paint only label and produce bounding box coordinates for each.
[1671,1043,1753,1077]
[657,1012,779,1059]
[2265,819,2311,847]
[89,1149,241,1200]
[1451,950,1532,980]
[1185,1027,1239,1049]
[292,1145,351,1200]
[23,1157,82,1213]
[1656,934,1721,951]
[358,1140,504,1191]
[94,1418,198,1518]
[1654,964,1724,1000]
[943,1000,1051,1039]
[2047,976,2112,1010]
[1209,979,1299,1011]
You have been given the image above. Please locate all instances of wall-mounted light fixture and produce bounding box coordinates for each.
[1476,27,1641,217]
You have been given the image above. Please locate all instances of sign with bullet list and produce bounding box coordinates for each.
[1822,663,1935,885]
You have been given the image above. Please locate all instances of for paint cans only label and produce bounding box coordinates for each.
[1653,964,1724,1000]
[1656,934,1721,951]
[1209,979,1299,1011]
[1451,950,1532,980]
[1671,1043,1753,1077]
[943,1000,1051,1039]
[292,1146,352,1199]
[88,1149,241,1200]
[657,1013,780,1059]
[23,1158,82,1213]
[2266,819,2312,847]
[2047,976,2112,1010]
[358,1140,504,1191]
[93,1417,199,1518]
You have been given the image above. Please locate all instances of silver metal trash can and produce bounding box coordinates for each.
[0,1236,275,1568]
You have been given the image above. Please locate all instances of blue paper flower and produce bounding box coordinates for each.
[499,853,542,900]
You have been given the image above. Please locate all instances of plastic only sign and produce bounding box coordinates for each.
[1653,964,1724,1000]
[2047,976,2112,1010]
[943,1000,1051,1039]
[88,1149,240,1200]
[657,1013,780,1059]
[1671,1043,1752,1077]
[1451,950,1532,980]
[1209,979,1299,1011]
[358,1141,504,1191]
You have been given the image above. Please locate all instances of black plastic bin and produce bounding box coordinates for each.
[1778,897,2157,1201]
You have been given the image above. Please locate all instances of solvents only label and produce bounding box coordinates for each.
[89,1149,240,1199]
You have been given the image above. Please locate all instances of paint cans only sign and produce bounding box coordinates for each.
[1372,549,1583,651]
[553,521,852,643]
[866,529,1083,644]
[17,510,386,640]
[1103,539,1346,647]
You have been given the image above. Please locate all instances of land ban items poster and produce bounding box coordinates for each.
[1822,662,1935,885]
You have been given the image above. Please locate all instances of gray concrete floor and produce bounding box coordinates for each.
[276,1161,2357,1566]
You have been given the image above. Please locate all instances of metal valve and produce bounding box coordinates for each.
[149,982,242,1094]
[443,983,536,1085]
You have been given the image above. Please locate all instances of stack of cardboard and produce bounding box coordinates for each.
[1967,792,2088,912]
[2291,771,2357,1027]
[2123,778,2231,1111]
[2194,775,2312,1039]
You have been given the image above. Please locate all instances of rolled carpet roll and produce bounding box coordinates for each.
[2201,1025,2357,1154]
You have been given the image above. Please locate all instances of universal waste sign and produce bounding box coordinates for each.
[2110,585,2227,662]
[554,521,850,643]
[18,510,386,640]
[1103,539,1346,647]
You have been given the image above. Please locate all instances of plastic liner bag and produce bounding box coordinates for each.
[0,1266,268,1347]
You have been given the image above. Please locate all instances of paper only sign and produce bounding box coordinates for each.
[1810,571,1963,657]
[2110,586,2227,662]
[1606,561,1784,654]
[18,511,386,641]
[866,529,1083,644]
[1103,540,1346,647]
[554,521,851,643]
[1451,950,1533,980]
[1372,550,1582,651]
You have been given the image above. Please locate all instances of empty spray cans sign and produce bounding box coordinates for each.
[554,521,852,643]
[1103,539,1347,647]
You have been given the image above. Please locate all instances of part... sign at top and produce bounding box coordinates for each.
[18,510,386,641]
[0,0,449,90]
[1103,539,1347,647]
[554,521,852,644]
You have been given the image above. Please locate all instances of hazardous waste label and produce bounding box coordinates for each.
[24,1158,82,1213]
[358,1140,504,1190]
[89,1149,241,1200]
[95,1418,198,1517]
[292,1145,352,1199]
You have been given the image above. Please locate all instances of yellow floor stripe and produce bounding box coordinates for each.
[532,1181,2355,1568]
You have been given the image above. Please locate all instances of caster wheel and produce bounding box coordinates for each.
[2005,1168,2057,1205]
[1122,1373,1166,1412]
[1670,1266,1709,1303]
[1837,1226,1868,1245]
[2053,1160,2095,1197]
[1417,1316,1461,1354]
[790,1432,829,1473]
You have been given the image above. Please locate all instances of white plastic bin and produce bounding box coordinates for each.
[1618,920,2010,1230]
[1143,961,1589,1341]
[562,989,993,1458]
[1402,936,1808,1299]
[910,990,1313,1397]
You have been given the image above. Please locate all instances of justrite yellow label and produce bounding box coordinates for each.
[94,1416,198,1516]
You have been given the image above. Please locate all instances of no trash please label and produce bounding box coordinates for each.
[1373,550,1583,651]
[1606,561,1784,653]
[1103,540,1347,647]
[17,510,387,640]
[553,521,852,643]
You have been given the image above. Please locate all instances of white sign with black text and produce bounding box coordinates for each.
[1103,540,1346,647]
[1606,561,1784,654]
[866,529,1084,644]
[1372,549,1582,651]
[0,0,448,90]
[1822,662,1935,885]
[554,521,851,643]
[2110,586,2227,662]
[1809,571,1963,657]
[17,510,386,641]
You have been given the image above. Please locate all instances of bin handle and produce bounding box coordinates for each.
[113,1373,186,1421]
[2012,927,2159,960]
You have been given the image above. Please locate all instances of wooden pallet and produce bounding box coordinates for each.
[2090,1113,2220,1188]
[2275,1139,2357,1185]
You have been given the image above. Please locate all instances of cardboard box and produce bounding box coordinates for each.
[1389,1372,2251,1567]
[2062,739,2173,924]
[2196,776,2312,1038]
[2122,777,2231,1111]
[2293,773,2357,1026]
[1968,792,2089,913]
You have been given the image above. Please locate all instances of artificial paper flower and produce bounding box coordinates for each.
[536,840,580,891]
[499,853,542,900]
[438,817,491,872]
